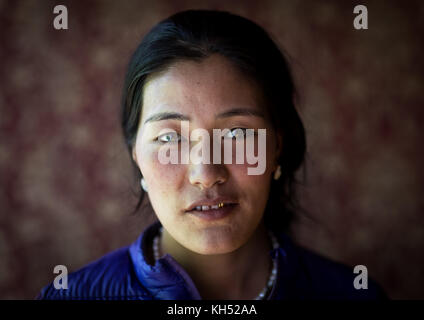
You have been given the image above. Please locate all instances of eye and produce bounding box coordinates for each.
[223,128,248,140]
[157,132,181,143]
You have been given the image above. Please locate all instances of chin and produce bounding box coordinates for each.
[192,246,231,255]
[189,236,242,255]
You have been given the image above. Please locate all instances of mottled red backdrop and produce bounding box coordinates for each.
[0,0,423,299]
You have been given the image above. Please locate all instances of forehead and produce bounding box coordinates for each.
[140,54,267,122]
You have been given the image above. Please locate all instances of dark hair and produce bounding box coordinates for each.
[121,10,306,233]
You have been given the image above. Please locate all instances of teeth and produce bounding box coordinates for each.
[193,203,226,211]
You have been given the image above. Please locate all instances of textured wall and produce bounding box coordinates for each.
[0,0,423,299]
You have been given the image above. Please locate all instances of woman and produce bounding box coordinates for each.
[38,10,385,300]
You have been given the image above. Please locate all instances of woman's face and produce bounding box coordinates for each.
[133,54,281,255]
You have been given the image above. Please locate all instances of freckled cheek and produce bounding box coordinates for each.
[230,136,274,175]
[140,150,186,194]
[226,162,271,202]
[226,139,273,210]
[228,163,270,183]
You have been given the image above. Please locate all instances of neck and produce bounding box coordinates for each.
[160,221,273,300]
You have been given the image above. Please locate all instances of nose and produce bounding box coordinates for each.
[188,162,228,190]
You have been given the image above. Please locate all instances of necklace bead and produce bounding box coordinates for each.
[153,227,163,261]
[152,227,279,300]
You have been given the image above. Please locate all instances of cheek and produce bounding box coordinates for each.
[229,163,271,184]
[226,161,272,207]
[227,136,274,209]
[138,148,185,197]
[229,135,275,181]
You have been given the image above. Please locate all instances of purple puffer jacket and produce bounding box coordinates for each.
[37,221,386,300]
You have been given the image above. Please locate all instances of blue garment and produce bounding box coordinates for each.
[37,222,386,300]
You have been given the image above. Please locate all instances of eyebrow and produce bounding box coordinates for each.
[144,112,189,124]
[143,108,265,124]
[216,108,265,119]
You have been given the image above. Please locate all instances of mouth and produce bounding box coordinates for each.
[185,199,239,221]
[187,202,235,211]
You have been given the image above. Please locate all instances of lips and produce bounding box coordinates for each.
[185,197,238,212]
[186,200,238,221]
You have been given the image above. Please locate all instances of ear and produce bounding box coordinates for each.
[132,148,138,165]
